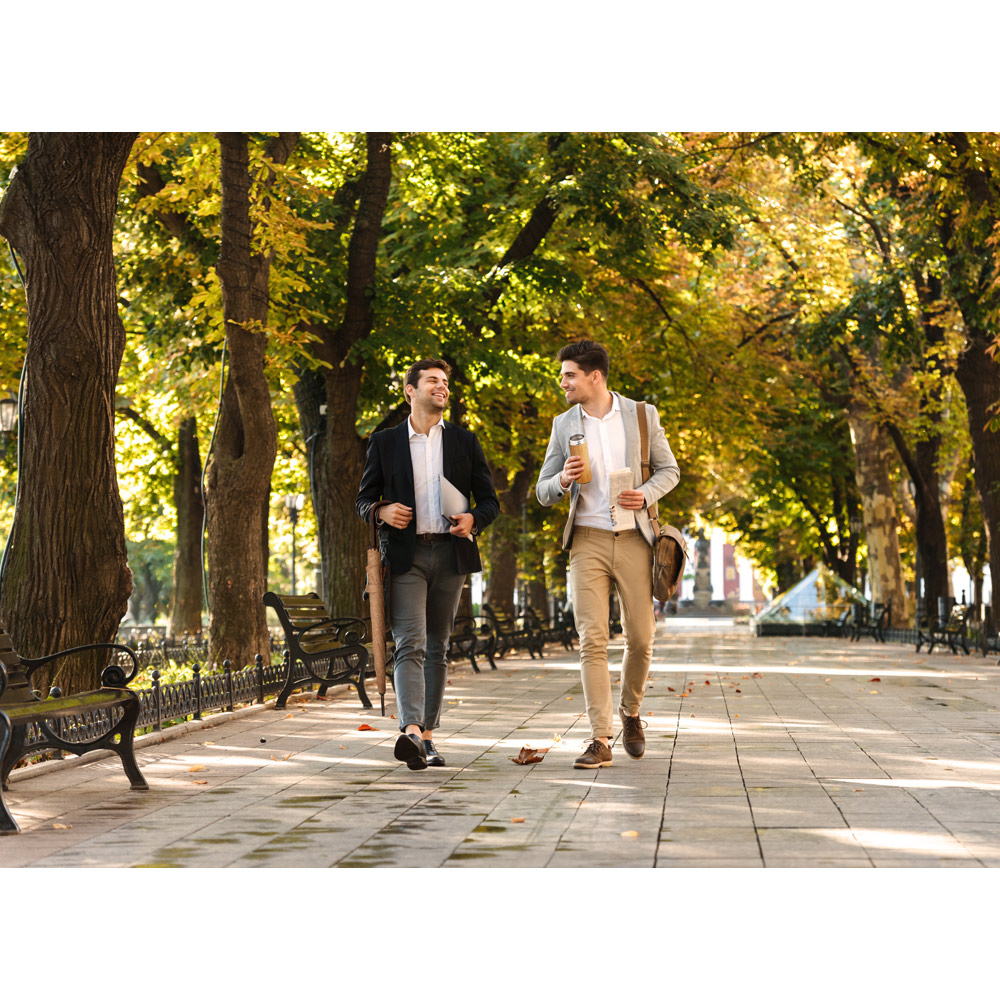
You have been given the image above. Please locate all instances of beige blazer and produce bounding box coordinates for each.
[535,393,680,550]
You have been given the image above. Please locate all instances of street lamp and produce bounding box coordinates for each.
[0,393,17,459]
[284,493,305,594]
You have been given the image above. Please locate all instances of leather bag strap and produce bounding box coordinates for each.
[636,401,660,534]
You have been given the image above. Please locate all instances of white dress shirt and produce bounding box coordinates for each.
[573,393,627,530]
[408,416,450,534]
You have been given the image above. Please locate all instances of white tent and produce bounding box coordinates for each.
[754,565,866,636]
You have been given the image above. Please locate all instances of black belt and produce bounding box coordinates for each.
[416,532,452,542]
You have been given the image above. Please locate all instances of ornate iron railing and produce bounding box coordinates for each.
[21,651,311,751]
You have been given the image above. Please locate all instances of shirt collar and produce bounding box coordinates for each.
[580,392,620,422]
[407,416,445,439]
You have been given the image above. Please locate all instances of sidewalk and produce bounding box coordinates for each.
[4,618,1000,867]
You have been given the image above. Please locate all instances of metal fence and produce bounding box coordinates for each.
[21,650,313,752]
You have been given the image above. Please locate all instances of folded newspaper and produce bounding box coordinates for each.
[608,468,635,530]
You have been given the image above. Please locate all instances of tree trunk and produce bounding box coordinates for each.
[205,132,297,667]
[295,133,392,615]
[847,402,908,618]
[0,132,136,693]
[170,416,204,636]
[954,327,1000,611]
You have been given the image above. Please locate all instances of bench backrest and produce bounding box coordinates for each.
[263,592,366,656]
[0,630,35,707]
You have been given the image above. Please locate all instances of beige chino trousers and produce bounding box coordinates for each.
[568,526,655,740]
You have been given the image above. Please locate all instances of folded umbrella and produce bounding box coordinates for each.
[366,505,388,715]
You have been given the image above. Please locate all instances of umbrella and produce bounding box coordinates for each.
[366,505,388,715]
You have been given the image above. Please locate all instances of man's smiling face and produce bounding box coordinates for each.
[408,367,450,414]
[559,360,600,406]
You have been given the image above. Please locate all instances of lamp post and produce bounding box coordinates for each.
[284,493,305,594]
[0,393,17,459]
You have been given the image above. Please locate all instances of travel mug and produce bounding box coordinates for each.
[569,433,592,484]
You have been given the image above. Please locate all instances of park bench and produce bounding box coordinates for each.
[263,592,379,709]
[0,629,147,835]
[850,601,890,643]
[916,602,971,655]
[823,609,851,637]
[482,603,544,659]
[448,615,498,673]
[522,606,576,651]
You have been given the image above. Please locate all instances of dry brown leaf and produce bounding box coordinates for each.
[667,687,676,692]
[870,677,881,683]
[192,780,209,785]
[283,752,293,760]
[188,765,206,772]
[511,817,525,823]
[53,823,71,829]
[357,724,378,731]
[510,746,550,765]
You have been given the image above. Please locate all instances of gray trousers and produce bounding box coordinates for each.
[390,538,466,733]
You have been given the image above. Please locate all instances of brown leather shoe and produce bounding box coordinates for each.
[574,739,613,768]
[619,709,647,758]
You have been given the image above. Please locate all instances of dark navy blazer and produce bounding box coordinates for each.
[356,420,500,576]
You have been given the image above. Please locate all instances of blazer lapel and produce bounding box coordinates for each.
[395,421,415,505]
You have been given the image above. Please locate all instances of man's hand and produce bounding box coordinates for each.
[449,512,475,538]
[559,455,585,490]
[616,489,647,511]
[377,503,413,529]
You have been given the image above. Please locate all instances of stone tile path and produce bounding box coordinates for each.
[4,619,1000,867]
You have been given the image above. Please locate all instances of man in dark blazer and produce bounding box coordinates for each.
[357,359,499,771]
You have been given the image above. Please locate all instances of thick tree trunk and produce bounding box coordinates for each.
[296,134,392,615]
[205,132,297,667]
[0,132,136,693]
[954,328,1000,611]
[847,402,908,618]
[170,416,204,636]
[485,456,535,616]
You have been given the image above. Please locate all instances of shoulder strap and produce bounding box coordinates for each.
[636,401,659,531]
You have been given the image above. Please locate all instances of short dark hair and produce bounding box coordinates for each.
[557,339,609,380]
[404,358,451,390]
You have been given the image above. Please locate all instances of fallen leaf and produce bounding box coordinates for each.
[510,746,550,765]
[511,817,525,823]
[870,677,881,683]
[53,823,71,830]
[667,687,676,692]
[192,780,209,785]
[566,696,573,700]
[339,744,347,749]
[704,680,711,685]
[188,765,206,772]
[446,680,452,685]
[283,752,293,760]
[204,741,216,746]
[284,713,295,719]
[734,714,739,718]
[735,688,741,693]
[647,712,653,716]
[621,830,639,838]
[870,690,880,694]
[357,724,378,731]
[552,733,562,742]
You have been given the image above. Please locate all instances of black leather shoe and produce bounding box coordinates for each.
[619,708,647,759]
[423,740,445,767]
[394,733,428,770]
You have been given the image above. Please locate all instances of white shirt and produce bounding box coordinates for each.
[408,416,450,534]
[573,393,627,530]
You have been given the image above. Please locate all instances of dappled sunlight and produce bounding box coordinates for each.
[841,828,990,857]
[548,779,639,790]
[829,776,1000,791]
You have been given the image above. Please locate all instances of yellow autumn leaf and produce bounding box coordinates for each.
[53,823,71,830]
[621,830,639,838]
[188,765,206,772]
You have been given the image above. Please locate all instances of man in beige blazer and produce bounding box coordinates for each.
[536,340,680,768]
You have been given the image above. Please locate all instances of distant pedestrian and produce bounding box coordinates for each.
[535,339,680,767]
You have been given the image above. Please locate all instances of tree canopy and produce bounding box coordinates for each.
[0,131,997,679]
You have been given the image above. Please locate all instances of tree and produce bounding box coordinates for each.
[205,131,298,667]
[0,132,136,692]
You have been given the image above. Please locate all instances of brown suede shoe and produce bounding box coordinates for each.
[619,709,647,758]
[574,739,613,768]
